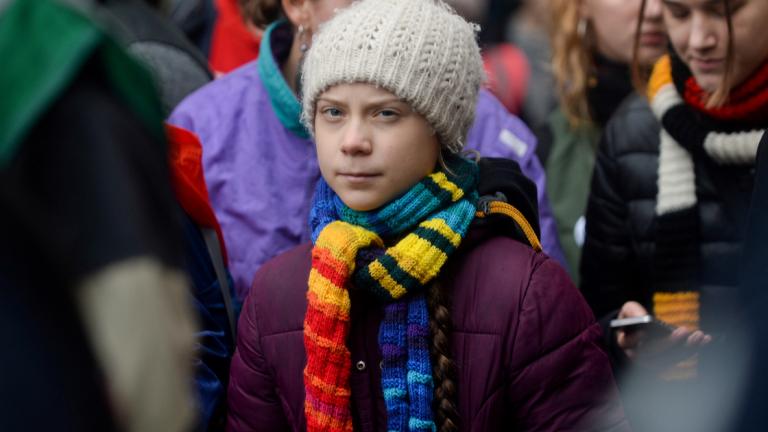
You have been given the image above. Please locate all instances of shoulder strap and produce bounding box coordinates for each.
[201,227,237,339]
[476,198,542,252]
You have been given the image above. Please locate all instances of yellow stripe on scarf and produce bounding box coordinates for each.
[653,291,700,330]
[648,55,673,101]
[431,172,464,201]
[308,270,352,313]
[367,260,408,299]
[389,235,448,283]
[363,218,461,299]
[420,218,462,247]
[653,291,701,381]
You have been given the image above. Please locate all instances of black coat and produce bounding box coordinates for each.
[735,132,768,430]
[579,94,755,330]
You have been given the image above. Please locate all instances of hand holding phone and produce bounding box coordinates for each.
[612,301,712,368]
[610,315,676,340]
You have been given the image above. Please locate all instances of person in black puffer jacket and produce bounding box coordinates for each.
[581,0,768,383]
[581,1,768,429]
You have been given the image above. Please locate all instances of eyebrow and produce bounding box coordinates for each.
[662,0,727,6]
[316,96,408,109]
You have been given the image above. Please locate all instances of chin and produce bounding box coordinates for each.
[690,71,723,93]
[346,203,375,212]
[638,49,666,67]
[339,196,383,212]
[695,78,720,93]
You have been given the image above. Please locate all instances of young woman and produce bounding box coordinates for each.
[581,0,768,376]
[168,0,565,300]
[226,1,628,431]
[539,0,667,283]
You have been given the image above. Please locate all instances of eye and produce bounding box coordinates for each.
[375,109,400,121]
[664,2,690,19]
[709,0,744,17]
[321,107,344,120]
[707,2,727,17]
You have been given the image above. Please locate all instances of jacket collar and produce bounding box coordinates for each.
[257,20,310,139]
[464,157,541,252]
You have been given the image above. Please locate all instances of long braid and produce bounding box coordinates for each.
[427,279,459,432]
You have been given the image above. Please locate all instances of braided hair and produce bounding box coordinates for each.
[427,279,459,432]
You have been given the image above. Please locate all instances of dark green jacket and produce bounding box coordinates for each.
[539,109,600,284]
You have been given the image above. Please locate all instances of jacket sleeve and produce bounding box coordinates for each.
[177,211,236,430]
[507,257,630,432]
[466,90,567,268]
[579,120,643,319]
[227,289,290,432]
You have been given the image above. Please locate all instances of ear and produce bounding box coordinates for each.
[281,0,311,28]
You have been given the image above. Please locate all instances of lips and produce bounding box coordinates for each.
[338,172,379,177]
[640,31,667,46]
[337,172,381,184]
[690,57,724,73]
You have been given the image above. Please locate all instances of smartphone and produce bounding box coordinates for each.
[609,315,676,338]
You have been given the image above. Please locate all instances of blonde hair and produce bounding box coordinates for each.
[549,0,594,128]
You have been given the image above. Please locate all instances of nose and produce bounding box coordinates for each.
[644,0,663,21]
[689,13,717,52]
[340,119,373,156]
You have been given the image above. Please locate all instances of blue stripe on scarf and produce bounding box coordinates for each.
[406,296,435,431]
[380,301,410,431]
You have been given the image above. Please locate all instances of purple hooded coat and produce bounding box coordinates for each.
[227,222,629,431]
[168,21,565,299]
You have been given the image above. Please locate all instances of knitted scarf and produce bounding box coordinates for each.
[683,59,768,124]
[647,55,767,379]
[304,156,479,432]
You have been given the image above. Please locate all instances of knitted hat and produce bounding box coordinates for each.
[300,0,484,153]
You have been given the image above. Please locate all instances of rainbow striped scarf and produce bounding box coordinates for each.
[304,156,479,432]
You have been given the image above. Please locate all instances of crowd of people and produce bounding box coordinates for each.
[2,0,768,431]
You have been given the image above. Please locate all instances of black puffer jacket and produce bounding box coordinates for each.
[579,94,755,330]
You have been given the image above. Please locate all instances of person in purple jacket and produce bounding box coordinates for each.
[226,1,627,430]
[168,0,565,299]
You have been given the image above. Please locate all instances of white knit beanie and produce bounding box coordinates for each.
[300,0,484,153]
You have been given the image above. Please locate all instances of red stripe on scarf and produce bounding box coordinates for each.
[312,247,352,288]
[684,60,768,122]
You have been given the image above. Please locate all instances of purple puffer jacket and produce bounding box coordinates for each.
[227,228,629,431]
[168,21,566,299]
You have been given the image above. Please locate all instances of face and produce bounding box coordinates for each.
[314,83,440,212]
[584,0,667,65]
[663,0,768,92]
[305,0,354,33]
